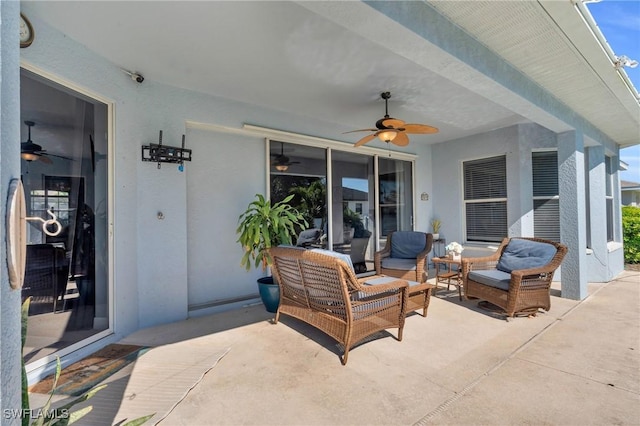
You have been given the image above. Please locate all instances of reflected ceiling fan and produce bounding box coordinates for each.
[21,120,73,164]
[271,142,299,171]
[345,92,438,147]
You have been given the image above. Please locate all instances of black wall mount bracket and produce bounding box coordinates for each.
[142,130,192,170]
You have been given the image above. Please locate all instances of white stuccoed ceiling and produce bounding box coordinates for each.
[21,1,639,148]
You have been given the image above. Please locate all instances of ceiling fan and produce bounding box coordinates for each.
[345,92,439,147]
[271,142,300,171]
[21,120,73,164]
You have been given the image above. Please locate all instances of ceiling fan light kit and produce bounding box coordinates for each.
[20,120,68,164]
[271,142,300,172]
[346,91,439,148]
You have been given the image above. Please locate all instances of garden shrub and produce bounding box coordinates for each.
[622,206,640,264]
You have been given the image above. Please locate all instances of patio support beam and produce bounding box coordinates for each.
[558,131,588,300]
[586,146,608,281]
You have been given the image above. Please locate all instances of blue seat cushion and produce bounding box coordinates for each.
[390,232,426,259]
[364,276,421,288]
[468,270,512,291]
[309,248,354,273]
[381,258,416,271]
[497,239,557,273]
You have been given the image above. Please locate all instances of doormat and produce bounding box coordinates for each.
[29,344,149,396]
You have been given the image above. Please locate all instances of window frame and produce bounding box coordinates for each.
[462,155,508,243]
[532,150,560,242]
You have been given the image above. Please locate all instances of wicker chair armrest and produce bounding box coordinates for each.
[373,249,390,274]
[374,246,391,259]
[462,258,498,273]
[510,265,558,282]
[355,279,408,295]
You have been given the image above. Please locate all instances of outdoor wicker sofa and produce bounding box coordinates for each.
[461,237,568,318]
[269,246,409,365]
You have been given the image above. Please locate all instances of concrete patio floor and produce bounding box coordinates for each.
[35,270,639,425]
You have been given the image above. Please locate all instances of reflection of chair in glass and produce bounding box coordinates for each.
[296,228,323,248]
[375,231,433,282]
[22,244,68,313]
[350,236,370,273]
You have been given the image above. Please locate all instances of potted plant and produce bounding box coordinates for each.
[236,194,307,312]
[431,218,442,240]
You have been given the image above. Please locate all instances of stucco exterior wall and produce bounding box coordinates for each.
[430,122,624,287]
[18,8,427,339]
[1,1,25,421]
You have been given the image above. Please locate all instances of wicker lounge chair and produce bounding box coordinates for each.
[269,246,408,365]
[461,237,568,318]
[374,231,433,282]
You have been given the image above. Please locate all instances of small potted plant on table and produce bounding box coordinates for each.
[431,219,441,240]
[236,194,307,312]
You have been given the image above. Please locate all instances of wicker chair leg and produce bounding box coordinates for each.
[341,349,349,365]
[273,310,281,324]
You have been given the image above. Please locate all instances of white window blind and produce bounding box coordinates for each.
[463,155,507,242]
[532,151,560,242]
[605,156,614,242]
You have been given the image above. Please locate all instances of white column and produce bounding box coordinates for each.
[557,131,588,300]
[586,146,608,281]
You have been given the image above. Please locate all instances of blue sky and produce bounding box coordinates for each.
[588,0,640,183]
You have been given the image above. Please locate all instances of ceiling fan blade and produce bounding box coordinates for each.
[38,155,53,165]
[402,124,439,134]
[380,118,405,129]
[354,134,377,147]
[343,128,378,134]
[45,153,74,161]
[391,132,410,147]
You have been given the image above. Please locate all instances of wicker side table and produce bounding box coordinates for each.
[432,256,462,300]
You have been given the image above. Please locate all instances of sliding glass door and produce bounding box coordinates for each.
[331,151,375,273]
[21,68,110,364]
[269,140,413,273]
[378,158,414,243]
[270,142,328,248]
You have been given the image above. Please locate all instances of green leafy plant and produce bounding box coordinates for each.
[237,194,308,271]
[622,206,640,264]
[287,178,327,231]
[21,298,154,425]
[431,219,441,234]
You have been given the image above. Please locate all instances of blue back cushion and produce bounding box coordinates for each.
[309,248,355,273]
[497,239,557,273]
[390,232,426,259]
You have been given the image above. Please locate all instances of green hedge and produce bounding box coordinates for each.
[622,206,640,264]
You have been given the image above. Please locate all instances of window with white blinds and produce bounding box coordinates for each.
[532,151,560,242]
[463,155,507,242]
[605,156,614,242]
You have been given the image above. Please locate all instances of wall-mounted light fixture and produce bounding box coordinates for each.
[614,55,638,70]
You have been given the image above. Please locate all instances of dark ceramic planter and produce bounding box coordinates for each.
[257,276,280,313]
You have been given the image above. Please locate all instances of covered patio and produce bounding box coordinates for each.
[2,0,638,408]
[31,269,640,425]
